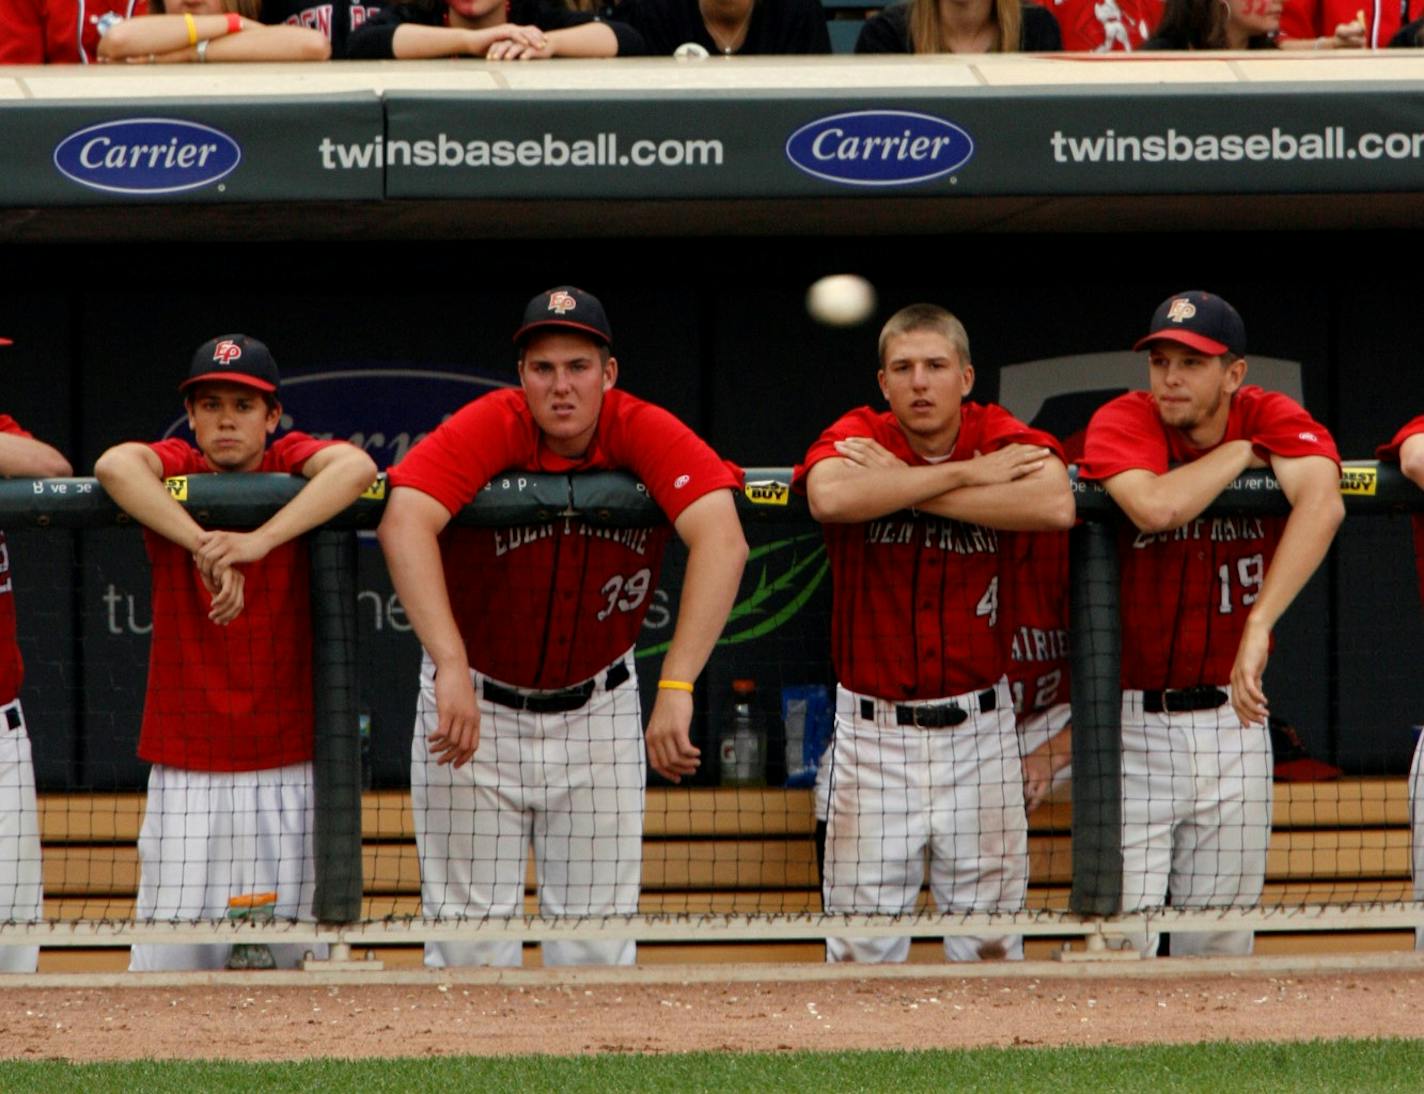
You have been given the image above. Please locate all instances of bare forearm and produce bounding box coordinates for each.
[250,451,375,554]
[377,520,468,672]
[545,21,617,55]
[1247,490,1343,634]
[1108,440,1255,533]
[0,433,71,478]
[914,460,1074,531]
[391,23,481,57]
[808,461,971,523]
[660,529,747,684]
[94,447,205,551]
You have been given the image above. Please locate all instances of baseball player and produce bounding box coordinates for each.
[0,370,72,974]
[1002,528,1073,814]
[1078,290,1343,957]
[796,302,1075,963]
[378,286,746,968]
[1376,416,1424,951]
[94,335,375,971]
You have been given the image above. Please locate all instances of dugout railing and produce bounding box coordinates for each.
[0,463,1420,961]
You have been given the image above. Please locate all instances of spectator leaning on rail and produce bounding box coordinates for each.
[0,341,72,975]
[94,335,375,971]
[346,0,642,58]
[855,0,1061,53]
[610,0,829,55]
[259,0,387,57]
[95,0,330,62]
[1375,417,1424,953]
[1077,290,1343,959]
[1278,0,1422,49]
[0,0,147,63]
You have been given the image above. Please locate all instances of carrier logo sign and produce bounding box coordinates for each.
[785,110,974,187]
[53,118,241,195]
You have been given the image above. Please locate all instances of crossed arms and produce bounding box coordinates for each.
[94,443,376,624]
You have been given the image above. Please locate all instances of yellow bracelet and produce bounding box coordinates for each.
[184,13,198,44]
[657,680,694,693]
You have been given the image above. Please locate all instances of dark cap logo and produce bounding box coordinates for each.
[548,291,577,316]
[212,340,243,365]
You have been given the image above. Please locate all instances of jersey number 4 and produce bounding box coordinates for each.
[1216,553,1264,614]
[597,568,652,621]
[974,576,999,628]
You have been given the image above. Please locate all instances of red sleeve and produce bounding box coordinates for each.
[1377,415,1424,462]
[265,431,343,474]
[147,438,203,478]
[0,415,32,439]
[0,0,45,64]
[1278,0,1322,38]
[607,398,740,522]
[792,407,882,490]
[386,392,529,517]
[971,403,1066,461]
[1077,394,1168,481]
[1241,390,1340,466]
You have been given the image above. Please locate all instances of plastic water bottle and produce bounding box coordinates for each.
[720,679,766,787]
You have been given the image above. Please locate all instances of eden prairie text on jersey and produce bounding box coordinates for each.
[317,133,725,170]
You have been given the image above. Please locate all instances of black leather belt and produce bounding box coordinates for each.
[859,688,997,729]
[1142,686,1229,715]
[484,662,631,715]
[0,700,20,733]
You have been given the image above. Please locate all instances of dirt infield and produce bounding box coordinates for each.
[2,968,1423,1061]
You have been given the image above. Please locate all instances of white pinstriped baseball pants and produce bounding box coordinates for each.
[0,701,40,974]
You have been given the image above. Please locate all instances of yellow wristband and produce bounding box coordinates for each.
[184,12,198,44]
[657,680,694,693]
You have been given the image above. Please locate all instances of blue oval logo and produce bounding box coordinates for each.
[54,118,241,195]
[785,110,973,188]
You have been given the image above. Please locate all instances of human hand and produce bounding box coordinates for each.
[430,666,480,767]
[959,444,1050,488]
[645,688,700,782]
[472,23,548,57]
[205,564,246,625]
[194,530,272,584]
[834,437,907,471]
[1022,751,1056,813]
[1230,619,1271,727]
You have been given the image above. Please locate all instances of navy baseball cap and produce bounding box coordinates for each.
[1134,290,1246,359]
[513,286,612,349]
[181,334,280,394]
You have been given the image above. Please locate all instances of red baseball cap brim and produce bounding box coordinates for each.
[1134,329,1231,356]
[180,371,278,394]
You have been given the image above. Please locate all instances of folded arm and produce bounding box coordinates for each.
[0,433,71,478]
[1101,439,1259,534]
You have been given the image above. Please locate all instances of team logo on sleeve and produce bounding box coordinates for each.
[548,291,577,315]
[212,340,243,365]
[1299,431,1318,443]
[1166,298,1197,323]
[674,474,690,489]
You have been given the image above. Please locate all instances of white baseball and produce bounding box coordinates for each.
[806,275,877,328]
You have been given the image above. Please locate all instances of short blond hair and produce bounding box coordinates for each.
[878,304,971,366]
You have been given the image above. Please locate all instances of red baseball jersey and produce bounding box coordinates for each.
[138,432,337,772]
[1376,415,1424,602]
[795,403,1064,702]
[1042,0,1162,50]
[1001,530,1071,716]
[1280,0,1422,48]
[1078,386,1340,690]
[387,387,740,690]
[0,415,30,705]
[0,0,146,63]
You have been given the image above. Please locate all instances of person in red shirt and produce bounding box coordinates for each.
[1376,417,1424,952]
[1078,291,1343,957]
[378,287,746,968]
[797,303,1075,963]
[0,0,145,63]
[0,367,73,973]
[94,334,375,971]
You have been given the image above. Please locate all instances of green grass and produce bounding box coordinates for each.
[2,1040,1422,1093]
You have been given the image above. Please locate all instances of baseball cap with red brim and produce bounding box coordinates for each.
[180,334,280,394]
[1134,290,1246,359]
[513,286,613,349]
